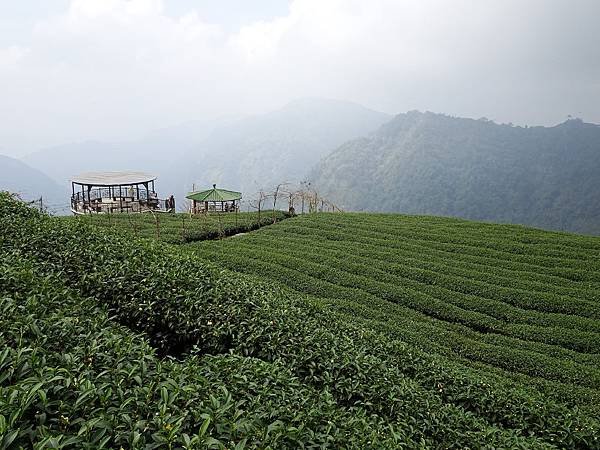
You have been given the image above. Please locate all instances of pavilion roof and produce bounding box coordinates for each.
[71,171,157,186]
[186,185,242,202]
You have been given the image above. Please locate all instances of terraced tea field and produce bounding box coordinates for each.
[2,194,599,448]
[189,213,600,415]
[66,210,288,243]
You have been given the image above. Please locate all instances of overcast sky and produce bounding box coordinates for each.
[1,0,599,156]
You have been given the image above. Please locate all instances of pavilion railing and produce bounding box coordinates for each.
[71,188,174,214]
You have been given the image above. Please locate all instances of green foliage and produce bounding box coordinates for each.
[2,193,600,448]
[0,212,398,448]
[190,212,600,445]
[63,210,288,244]
[311,112,600,235]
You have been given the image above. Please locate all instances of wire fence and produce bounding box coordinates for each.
[6,181,343,234]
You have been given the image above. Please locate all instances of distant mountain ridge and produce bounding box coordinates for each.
[16,105,600,232]
[21,116,236,188]
[311,112,600,234]
[166,98,392,200]
[0,154,67,212]
[22,99,391,206]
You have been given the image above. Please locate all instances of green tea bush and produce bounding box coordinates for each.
[2,194,599,448]
[66,210,289,244]
[0,253,410,449]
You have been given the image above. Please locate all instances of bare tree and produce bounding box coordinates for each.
[308,189,319,213]
[299,180,311,214]
[249,190,268,223]
[271,182,290,223]
[287,190,298,216]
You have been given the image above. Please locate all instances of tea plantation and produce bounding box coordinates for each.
[64,210,288,244]
[2,193,600,449]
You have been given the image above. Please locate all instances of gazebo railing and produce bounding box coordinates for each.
[72,187,154,202]
[71,188,173,214]
[191,201,240,214]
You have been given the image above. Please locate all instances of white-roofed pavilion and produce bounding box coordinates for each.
[70,171,174,214]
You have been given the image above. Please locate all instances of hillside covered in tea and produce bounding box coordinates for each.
[1,194,599,448]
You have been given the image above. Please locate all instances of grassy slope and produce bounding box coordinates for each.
[3,195,600,448]
[187,213,600,415]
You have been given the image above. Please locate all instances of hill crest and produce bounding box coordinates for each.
[311,111,600,234]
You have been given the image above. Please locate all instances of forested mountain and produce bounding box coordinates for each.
[311,112,600,234]
[165,98,391,201]
[0,154,67,212]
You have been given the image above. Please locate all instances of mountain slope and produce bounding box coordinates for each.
[311,112,600,234]
[22,99,390,206]
[0,154,67,211]
[21,117,234,191]
[168,98,391,199]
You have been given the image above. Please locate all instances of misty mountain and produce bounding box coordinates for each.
[21,116,236,190]
[0,155,68,212]
[166,98,391,201]
[311,112,600,234]
[22,99,390,207]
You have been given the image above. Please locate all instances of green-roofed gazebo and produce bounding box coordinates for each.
[186,184,242,214]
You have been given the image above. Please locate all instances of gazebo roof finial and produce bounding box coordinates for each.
[213,183,216,189]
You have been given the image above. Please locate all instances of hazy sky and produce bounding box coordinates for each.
[1,0,599,156]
